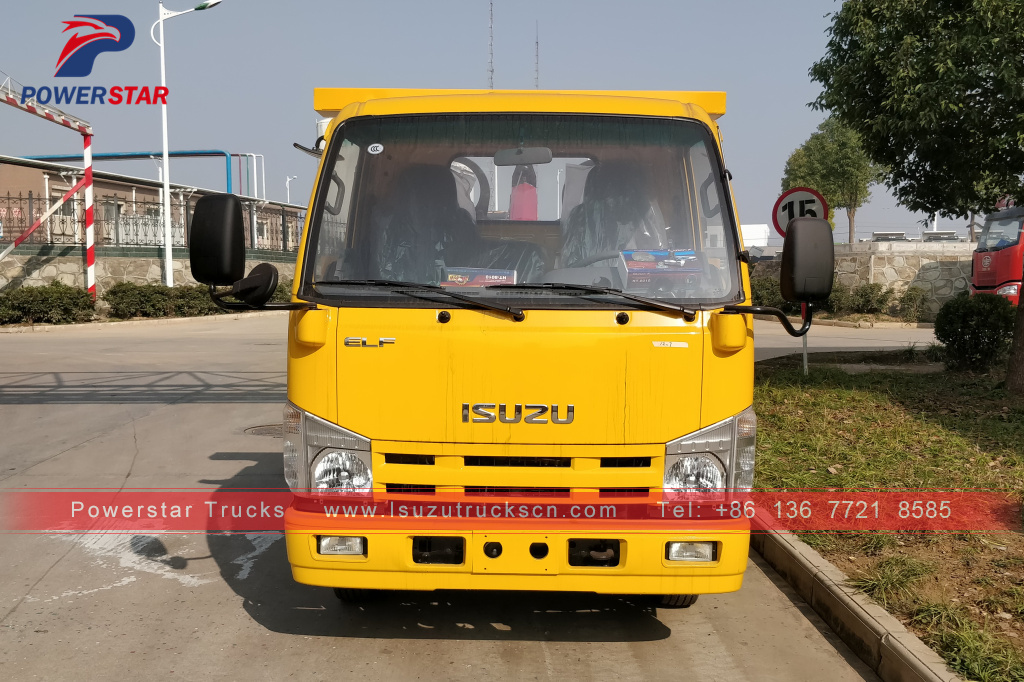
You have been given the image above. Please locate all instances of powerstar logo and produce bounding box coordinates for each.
[21,14,167,106]
[55,15,135,77]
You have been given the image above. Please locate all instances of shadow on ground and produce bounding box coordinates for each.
[195,450,671,642]
[0,371,285,404]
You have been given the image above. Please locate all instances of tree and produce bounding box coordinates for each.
[809,0,1024,219]
[781,118,882,243]
[809,0,1024,391]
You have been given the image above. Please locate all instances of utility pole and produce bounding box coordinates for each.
[488,1,494,89]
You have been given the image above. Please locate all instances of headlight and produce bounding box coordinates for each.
[997,284,1020,296]
[664,453,726,492]
[281,403,372,494]
[665,406,757,493]
[312,451,372,492]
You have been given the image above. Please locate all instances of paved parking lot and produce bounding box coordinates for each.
[0,315,882,680]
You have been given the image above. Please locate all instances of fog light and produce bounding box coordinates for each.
[666,541,715,562]
[318,536,366,555]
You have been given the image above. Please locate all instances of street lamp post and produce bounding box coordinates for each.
[286,175,297,204]
[150,0,222,286]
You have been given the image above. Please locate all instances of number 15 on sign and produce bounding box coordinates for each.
[772,187,830,238]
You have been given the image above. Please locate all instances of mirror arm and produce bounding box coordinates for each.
[207,286,316,312]
[721,304,812,338]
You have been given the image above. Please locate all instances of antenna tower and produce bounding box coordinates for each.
[535,21,539,88]
[488,1,494,89]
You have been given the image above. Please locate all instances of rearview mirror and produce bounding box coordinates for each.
[231,262,279,307]
[780,217,834,302]
[189,194,245,286]
[494,147,552,166]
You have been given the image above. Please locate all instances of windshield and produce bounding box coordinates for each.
[977,212,1023,252]
[302,114,741,309]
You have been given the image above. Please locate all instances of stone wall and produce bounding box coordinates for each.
[753,242,975,316]
[0,245,297,296]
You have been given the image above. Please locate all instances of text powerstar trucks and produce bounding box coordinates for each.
[189,88,833,605]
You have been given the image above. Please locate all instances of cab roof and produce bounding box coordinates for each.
[314,89,726,126]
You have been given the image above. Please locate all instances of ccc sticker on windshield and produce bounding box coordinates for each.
[367,143,384,155]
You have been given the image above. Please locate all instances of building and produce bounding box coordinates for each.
[0,155,303,294]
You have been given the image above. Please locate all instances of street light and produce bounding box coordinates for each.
[150,0,223,286]
[286,175,297,204]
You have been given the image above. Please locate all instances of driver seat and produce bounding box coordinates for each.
[560,161,667,267]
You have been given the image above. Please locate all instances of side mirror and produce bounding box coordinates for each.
[780,217,834,303]
[229,262,279,307]
[189,194,245,286]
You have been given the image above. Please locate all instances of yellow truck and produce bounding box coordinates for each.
[188,88,833,606]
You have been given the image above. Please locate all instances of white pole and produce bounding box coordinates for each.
[43,173,51,242]
[257,154,266,201]
[247,154,257,198]
[157,3,173,286]
[286,175,297,204]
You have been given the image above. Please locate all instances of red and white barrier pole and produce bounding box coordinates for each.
[83,134,95,299]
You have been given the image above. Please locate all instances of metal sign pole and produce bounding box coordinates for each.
[802,302,809,376]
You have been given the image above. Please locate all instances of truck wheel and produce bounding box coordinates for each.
[659,594,699,608]
[333,588,381,603]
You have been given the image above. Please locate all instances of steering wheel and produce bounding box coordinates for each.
[571,251,623,267]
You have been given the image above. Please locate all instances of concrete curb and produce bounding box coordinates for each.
[750,520,960,681]
[753,314,934,329]
[0,310,289,333]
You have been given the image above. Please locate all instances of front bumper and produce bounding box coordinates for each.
[972,282,1021,306]
[284,505,749,594]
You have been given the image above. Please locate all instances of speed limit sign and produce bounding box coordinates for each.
[772,187,829,238]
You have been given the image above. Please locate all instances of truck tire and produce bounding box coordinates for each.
[659,594,699,608]
[333,588,381,602]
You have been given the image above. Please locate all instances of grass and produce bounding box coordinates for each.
[848,556,932,608]
[911,603,1024,682]
[755,354,1024,680]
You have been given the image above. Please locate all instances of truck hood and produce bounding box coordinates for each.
[329,308,703,445]
[974,247,1023,288]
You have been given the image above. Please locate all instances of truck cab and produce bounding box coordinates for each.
[972,206,1023,306]
[188,89,833,605]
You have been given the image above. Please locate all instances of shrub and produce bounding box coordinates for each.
[850,282,894,314]
[933,292,1016,371]
[896,286,928,322]
[0,281,94,325]
[102,282,174,318]
[172,285,222,317]
[826,278,856,315]
[749,275,792,311]
[270,279,293,303]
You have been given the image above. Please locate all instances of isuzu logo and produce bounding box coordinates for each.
[462,403,574,424]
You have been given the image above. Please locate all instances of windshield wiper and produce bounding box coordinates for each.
[488,283,697,321]
[313,280,525,322]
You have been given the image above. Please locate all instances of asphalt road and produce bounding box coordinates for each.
[754,318,936,361]
[0,314,899,680]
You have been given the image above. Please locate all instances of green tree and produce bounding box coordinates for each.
[781,118,882,243]
[809,0,1024,391]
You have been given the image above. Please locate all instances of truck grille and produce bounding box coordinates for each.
[384,454,435,465]
[464,456,570,468]
[464,486,570,497]
[600,457,651,468]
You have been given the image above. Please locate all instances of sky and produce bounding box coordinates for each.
[0,0,969,245]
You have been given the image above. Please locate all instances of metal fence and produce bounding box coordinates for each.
[0,191,303,252]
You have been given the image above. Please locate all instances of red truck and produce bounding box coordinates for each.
[972,206,1023,306]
